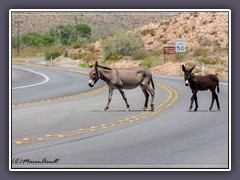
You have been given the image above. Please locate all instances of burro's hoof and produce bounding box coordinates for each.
[208,109,211,112]
[151,104,154,111]
[103,108,107,111]
[126,108,130,112]
[217,108,220,111]
[189,108,192,112]
[142,107,147,111]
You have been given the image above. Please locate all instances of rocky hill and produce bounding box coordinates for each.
[12,11,229,79]
[134,11,229,79]
[12,11,177,38]
[136,12,228,51]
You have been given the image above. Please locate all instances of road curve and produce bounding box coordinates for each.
[11,65,229,169]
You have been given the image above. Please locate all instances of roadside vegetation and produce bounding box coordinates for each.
[12,24,92,60]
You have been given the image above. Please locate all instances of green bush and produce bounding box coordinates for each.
[11,36,18,48]
[79,62,89,68]
[82,53,98,61]
[45,51,62,60]
[86,44,96,53]
[131,49,147,60]
[69,53,83,60]
[108,53,123,60]
[72,42,82,49]
[103,30,144,60]
[140,56,161,68]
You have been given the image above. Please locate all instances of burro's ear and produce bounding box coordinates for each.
[182,65,186,73]
[94,61,98,68]
[87,61,93,68]
[189,65,195,73]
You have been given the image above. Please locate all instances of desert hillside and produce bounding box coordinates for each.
[63,11,229,79]
[12,11,229,79]
[12,11,176,38]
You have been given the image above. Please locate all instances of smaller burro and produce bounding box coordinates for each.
[88,61,155,111]
[182,64,220,112]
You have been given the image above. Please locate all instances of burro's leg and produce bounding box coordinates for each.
[209,90,220,111]
[194,93,198,111]
[209,91,215,111]
[103,87,114,111]
[190,90,198,111]
[140,85,149,111]
[119,89,130,111]
[215,92,220,111]
[144,84,155,111]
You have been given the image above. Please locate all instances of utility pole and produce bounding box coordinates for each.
[75,17,78,42]
[16,21,23,56]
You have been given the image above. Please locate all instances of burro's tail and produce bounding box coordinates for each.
[217,81,220,93]
[151,78,155,90]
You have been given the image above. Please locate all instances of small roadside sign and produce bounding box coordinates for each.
[175,38,186,52]
[163,45,176,54]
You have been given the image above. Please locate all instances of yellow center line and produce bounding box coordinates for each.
[12,86,108,109]
[13,82,179,145]
[12,62,108,109]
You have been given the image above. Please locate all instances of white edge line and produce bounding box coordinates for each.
[12,66,50,90]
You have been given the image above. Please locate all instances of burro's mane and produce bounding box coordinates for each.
[98,65,112,70]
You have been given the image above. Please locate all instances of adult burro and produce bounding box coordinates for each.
[88,61,155,111]
[182,64,220,112]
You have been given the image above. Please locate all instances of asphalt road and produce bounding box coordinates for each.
[11,65,229,169]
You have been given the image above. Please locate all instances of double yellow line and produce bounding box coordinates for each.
[12,86,108,109]
[13,82,179,145]
[12,63,107,109]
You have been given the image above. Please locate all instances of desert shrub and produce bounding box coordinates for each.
[86,44,96,53]
[45,51,61,60]
[140,56,161,68]
[200,38,212,47]
[141,29,155,36]
[193,12,198,17]
[131,49,147,60]
[72,42,83,49]
[82,53,98,61]
[79,62,90,68]
[199,58,218,65]
[210,31,217,35]
[108,53,123,60]
[69,53,83,60]
[220,38,224,42]
[102,30,144,60]
[160,38,169,44]
[184,28,189,34]
[192,48,209,57]
[202,20,208,25]
[160,21,170,26]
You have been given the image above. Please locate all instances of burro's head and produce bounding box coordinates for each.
[88,61,100,87]
[182,64,195,86]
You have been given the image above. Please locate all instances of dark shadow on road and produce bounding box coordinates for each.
[92,109,150,112]
[187,109,220,112]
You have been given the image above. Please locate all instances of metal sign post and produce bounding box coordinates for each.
[175,38,186,75]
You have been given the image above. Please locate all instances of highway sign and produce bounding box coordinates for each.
[163,45,176,54]
[175,38,186,52]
